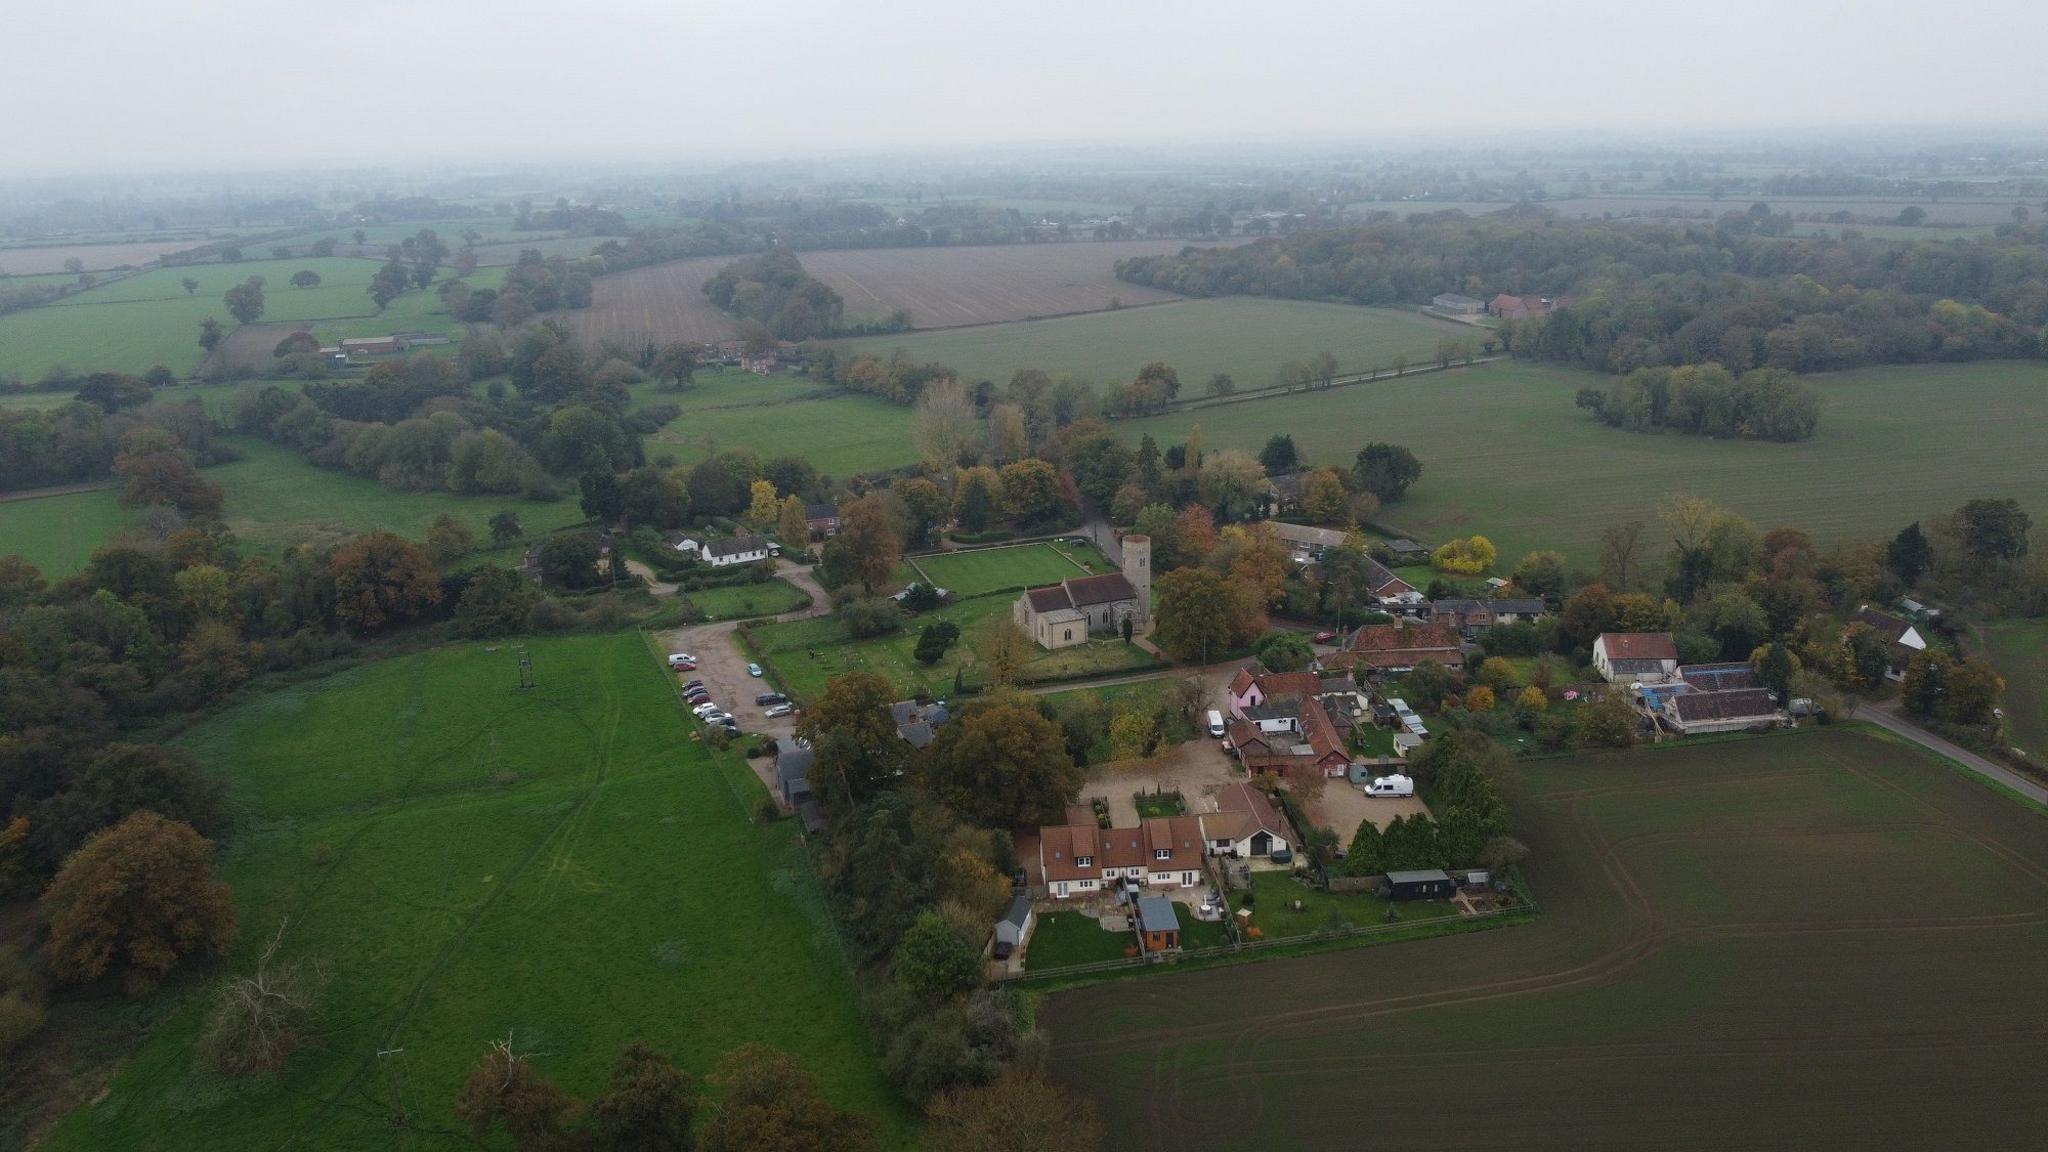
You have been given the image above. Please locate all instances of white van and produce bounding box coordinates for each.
[1365,773,1415,798]
[1206,710,1226,739]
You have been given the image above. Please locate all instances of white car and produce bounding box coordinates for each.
[702,711,732,725]
[764,703,794,719]
[691,702,721,717]
[667,653,696,668]
[1365,774,1416,798]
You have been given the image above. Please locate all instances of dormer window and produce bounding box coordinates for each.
[1076,855,1093,868]
[1154,848,1171,860]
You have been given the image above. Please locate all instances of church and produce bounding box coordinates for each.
[1013,535,1151,650]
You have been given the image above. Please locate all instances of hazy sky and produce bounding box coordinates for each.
[12,0,2046,172]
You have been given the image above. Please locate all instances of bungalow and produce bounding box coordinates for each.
[1225,664,1323,720]
[1664,688,1780,735]
[1202,781,1293,860]
[1228,696,1352,778]
[1593,632,1680,684]
[1136,895,1181,953]
[1323,621,1463,675]
[1265,520,1348,554]
[1429,597,1547,636]
[1853,605,1928,680]
[891,699,951,749]
[803,503,841,539]
[702,535,771,567]
[1431,293,1485,315]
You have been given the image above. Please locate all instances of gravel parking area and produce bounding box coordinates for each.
[1310,784,1432,850]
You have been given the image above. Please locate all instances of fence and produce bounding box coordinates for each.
[1005,903,1528,982]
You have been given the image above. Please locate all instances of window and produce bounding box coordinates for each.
[1154,849,1171,860]
[1075,855,1092,868]
[1063,629,1072,641]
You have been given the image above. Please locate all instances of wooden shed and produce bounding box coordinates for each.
[1384,868,1456,901]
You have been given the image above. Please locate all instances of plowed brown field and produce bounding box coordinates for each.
[1042,728,2048,1150]
[568,239,1208,352]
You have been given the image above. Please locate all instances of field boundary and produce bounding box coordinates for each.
[1127,355,1501,420]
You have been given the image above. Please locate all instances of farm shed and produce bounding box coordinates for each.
[993,892,1035,959]
[1384,869,1456,901]
[1136,895,1180,953]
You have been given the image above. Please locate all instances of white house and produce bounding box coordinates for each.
[1592,632,1681,684]
[1854,605,1929,681]
[1200,782,1292,861]
[702,535,771,568]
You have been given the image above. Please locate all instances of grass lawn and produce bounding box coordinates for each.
[1350,724,1398,757]
[0,436,586,578]
[1173,903,1234,950]
[0,258,501,380]
[0,376,298,416]
[747,594,1158,704]
[1245,871,1459,939]
[682,577,812,621]
[1134,791,1186,818]
[832,298,1469,386]
[38,632,911,1150]
[1040,677,1201,763]
[1024,911,1133,971]
[1046,727,2048,1148]
[637,368,923,477]
[1982,620,2048,757]
[1117,359,2048,566]
[909,539,1109,598]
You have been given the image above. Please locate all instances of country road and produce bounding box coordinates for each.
[1853,704,2048,806]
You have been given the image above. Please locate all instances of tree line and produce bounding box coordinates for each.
[1575,362,1823,441]
[1113,212,2048,375]
[702,250,845,342]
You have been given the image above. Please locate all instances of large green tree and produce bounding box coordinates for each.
[923,699,1080,827]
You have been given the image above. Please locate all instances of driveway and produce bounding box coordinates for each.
[1308,784,1431,850]
[652,563,831,793]
[1086,736,1244,826]
[1853,704,2048,805]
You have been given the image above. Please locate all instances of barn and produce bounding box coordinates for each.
[1384,868,1456,901]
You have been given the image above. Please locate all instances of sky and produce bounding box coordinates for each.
[10,0,2047,173]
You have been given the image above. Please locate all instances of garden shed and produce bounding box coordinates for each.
[1384,868,1456,901]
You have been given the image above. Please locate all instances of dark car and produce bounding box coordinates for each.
[681,679,704,691]
[755,692,788,706]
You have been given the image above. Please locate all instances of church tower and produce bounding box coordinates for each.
[1121,534,1152,630]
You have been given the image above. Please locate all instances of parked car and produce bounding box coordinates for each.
[671,662,696,673]
[681,680,704,691]
[755,691,787,706]
[747,663,764,677]
[685,687,711,700]
[1365,773,1416,798]
[691,702,721,717]
[764,704,794,719]
[703,711,732,724]
[666,653,696,668]
[1313,629,1339,643]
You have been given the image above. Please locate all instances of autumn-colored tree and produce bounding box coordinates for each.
[928,1072,1104,1152]
[798,672,907,817]
[924,699,1079,827]
[1226,525,1290,608]
[44,811,236,993]
[986,403,1029,462]
[913,379,978,474]
[329,530,441,633]
[590,1041,696,1152]
[836,495,902,594]
[746,479,780,523]
[1196,448,1266,521]
[777,495,810,548]
[114,450,224,518]
[1610,592,1669,633]
[1300,467,1350,525]
[1151,566,1263,663]
[1516,685,1548,711]
[975,616,1033,688]
[425,513,475,565]
[1431,534,1498,575]
[174,562,232,619]
[1108,708,1158,761]
[455,1035,577,1149]
[701,1043,875,1152]
[1466,685,1496,712]
[999,459,1065,526]
[1476,657,1520,692]
[1173,504,1218,560]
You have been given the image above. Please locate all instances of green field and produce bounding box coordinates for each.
[0,437,585,578]
[833,298,1470,386]
[1983,620,2048,757]
[908,540,1109,597]
[39,632,908,1150]
[638,370,923,477]
[746,592,1157,704]
[681,577,812,621]
[1024,911,1133,970]
[0,258,501,380]
[1045,727,2048,1149]
[1118,359,2048,564]
[0,376,289,414]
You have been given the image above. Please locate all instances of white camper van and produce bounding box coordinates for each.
[1206,710,1226,739]
[1365,773,1415,798]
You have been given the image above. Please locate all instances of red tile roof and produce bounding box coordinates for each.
[1024,585,1073,613]
[1598,632,1678,661]
[1348,622,1461,654]
[1064,572,1138,606]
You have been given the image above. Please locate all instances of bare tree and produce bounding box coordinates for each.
[1599,521,1646,592]
[201,917,324,1075]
